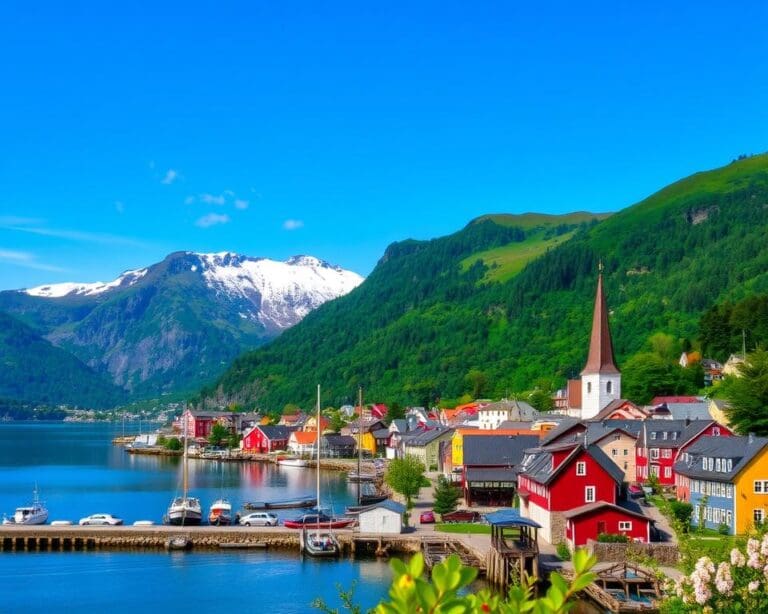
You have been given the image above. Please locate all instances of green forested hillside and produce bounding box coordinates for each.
[197,154,768,411]
[0,312,126,408]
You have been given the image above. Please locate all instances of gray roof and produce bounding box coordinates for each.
[479,399,538,421]
[401,426,454,447]
[637,419,714,448]
[497,421,535,430]
[257,425,291,440]
[666,403,712,421]
[545,421,642,448]
[674,435,768,481]
[372,428,390,439]
[466,467,518,482]
[358,499,406,515]
[389,419,408,433]
[541,417,582,445]
[563,500,651,522]
[519,443,625,486]
[463,434,540,467]
[323,435,356,447]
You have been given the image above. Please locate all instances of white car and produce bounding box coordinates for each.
[79,513,123,526]
[238,512,278,527]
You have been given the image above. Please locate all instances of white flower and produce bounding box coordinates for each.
[749,580,760,593]
[731,548,746,567]
[714,562,733,595]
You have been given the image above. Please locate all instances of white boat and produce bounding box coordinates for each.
[277,458,309,467]
[208,498,233,526]
[302,385,340,558]
[164,412,202,526]
[2,486,49,525]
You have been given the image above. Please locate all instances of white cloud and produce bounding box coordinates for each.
[283,219,304,230]
[115,201,125,213]
[161,169,179,185]
[0,248,68,272]
[200,193,226,206]
[184,196,196,205]
[234,199,249,210]
[196,213,231,228]
[0,224,147,247]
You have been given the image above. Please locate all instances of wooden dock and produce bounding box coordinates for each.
[561,562,661,613]
[421,537,487,574]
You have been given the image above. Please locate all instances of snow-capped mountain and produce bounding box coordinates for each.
[1,252,364,399]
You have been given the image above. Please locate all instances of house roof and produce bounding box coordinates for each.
[674,435,768,480]
[589,399,648,422]
[389,419,408,433]
[637,419,715,448]
[323,435,356,447]
[401,426,454,446]
[540,417,583,445]
[257,425,291,440]
[665,403,712,421]
[497,421,536,431]
[372,428,391,439]
[463,434,540,467]
[520,443,624,486]
[563,500,652,522]
[581,273,620,376]
[478,399,538,421]
[485,509,542,528]
[651,396,701,405]
[465,467,518,482]
[346,418,386,433]
[290,431,317,445]
[358,499,406,515]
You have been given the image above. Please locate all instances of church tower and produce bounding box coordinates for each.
[580,268,621,419]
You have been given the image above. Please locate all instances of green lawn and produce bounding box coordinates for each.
[434,523,491,534]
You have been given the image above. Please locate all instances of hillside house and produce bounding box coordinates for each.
[477,399,537,430]
[342,419,386,457]
[400,426,454,471]
[242,425,291,453]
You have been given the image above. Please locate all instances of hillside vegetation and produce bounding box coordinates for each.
[197,153,768,411]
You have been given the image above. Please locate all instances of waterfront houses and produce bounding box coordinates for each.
[636,419,732,486]
[287,430,317,456]
[564,501,652,547]
[400,426,454,472]
[342,419,386,457]
[517,442,625,544]
[674,434,768,534]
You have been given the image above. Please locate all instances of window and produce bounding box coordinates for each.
[727,459,733,472]
[664,467,672,478]
[727,485,733,499]
[623,449,628,456]
[576,461,587,476]
[611,449,617,457]
[663,449,672,459]
[712,427,721,436]
[756,481,764,494]
[650,432,657,440]
[587,382,592,394]
[716,459,721,472]
[650,448,659,459]
[662,432,668,441]
[708,458,714,471]
[618,521,632,531]
[672,431,678,440]
[726,510,732,526]
[607,381,612,394]
[623,462,628,470]
[585,486,595,503]
[754,509,765,525]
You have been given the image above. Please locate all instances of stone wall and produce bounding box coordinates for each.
[587,539,680,565]
[550,512,567,545]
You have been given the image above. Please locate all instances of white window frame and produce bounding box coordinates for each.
[576,461,587,476]
[754,509,765,525]
[664,467,672,479]
[585,486,596,503]
[650,448,659,459]
[663,449,672,459]
[618,521,632,531]
[756,481,764,494]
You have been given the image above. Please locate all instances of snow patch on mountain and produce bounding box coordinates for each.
[192,252,364,330]
[23,268,149,298]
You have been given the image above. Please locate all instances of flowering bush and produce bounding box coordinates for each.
[668,533,768,612]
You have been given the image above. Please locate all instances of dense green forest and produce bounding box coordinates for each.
[194,154,768,412]
[0,398,67,421]
[0,311,125,409]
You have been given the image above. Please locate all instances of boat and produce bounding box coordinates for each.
[284,513,356,529]
[301,526,340,557]
[347,470,377,483]
[166,536,191,551]
[244,496,317,510]
[208,498,233,525]
[2,485,49,525]
[277,458,309,468]
[164,412,202,526]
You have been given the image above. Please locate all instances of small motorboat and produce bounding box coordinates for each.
[208,498,233,526]
[244,496,317,510]
[277,458,309,468]
[2,486,49,525]
[347,471,377,483]
[301,527,340,557]
[283,513,356,530]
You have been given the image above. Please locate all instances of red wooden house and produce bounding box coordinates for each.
[636,419,731,486]
[517,442,625,544]
[564,502,652,548]
[242,425,291,453]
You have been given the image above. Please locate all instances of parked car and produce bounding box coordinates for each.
[79,514,123,526]
[441,509,481,523]
[628,484,644,498]
[419,510,435,524]
[239,512,278,527]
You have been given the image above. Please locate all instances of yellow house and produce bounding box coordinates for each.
[342,419,386,456]
[734,437,768,534]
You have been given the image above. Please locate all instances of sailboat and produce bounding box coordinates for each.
[2,485,48,525]
[165,412,202,526]
[300,385,342,557]
[208,465,233,525]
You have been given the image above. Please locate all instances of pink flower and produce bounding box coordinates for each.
[749,580,760,593]
[714,562,733,595]
[731,548,746,567]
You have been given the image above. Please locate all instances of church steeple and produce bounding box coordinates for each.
[580,265,621,420]
[581,269,619,375]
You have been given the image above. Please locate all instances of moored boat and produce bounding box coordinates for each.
[208,498,233,525]
[277,458,309,468]
[301,527,340,557]
[244,496,317,510]
[284,512,356,530]
[2,486,49,526]
[164,411,202,526]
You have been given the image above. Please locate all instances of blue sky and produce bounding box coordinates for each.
[1,1,767,290]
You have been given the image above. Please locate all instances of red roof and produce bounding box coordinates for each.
[650,396,700,405]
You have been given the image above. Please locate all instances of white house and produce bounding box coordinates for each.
[358,500,406,534]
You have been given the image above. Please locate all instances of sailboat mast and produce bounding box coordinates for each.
[357,386,362,505]
[316,385,321,509]
[183,408,188,499]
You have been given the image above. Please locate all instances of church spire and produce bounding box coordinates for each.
[581,269,619,375]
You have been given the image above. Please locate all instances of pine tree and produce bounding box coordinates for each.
[432,475,461,516]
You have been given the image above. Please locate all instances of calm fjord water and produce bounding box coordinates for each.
[0,422,392,613]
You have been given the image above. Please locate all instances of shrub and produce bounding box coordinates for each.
[597,533,630,543]
[669,500,694,531]
[165,437,181,451]
[718,523,730,535]
[557,542,571,560]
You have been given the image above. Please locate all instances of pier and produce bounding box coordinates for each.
[484,510,541,589]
